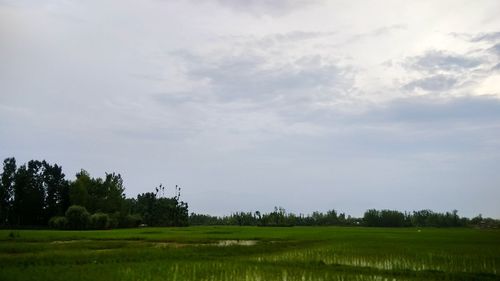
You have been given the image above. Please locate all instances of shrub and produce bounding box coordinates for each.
[120,214,142,228]
[8,231,20,239]
[49,216,67,229]
[108,212,120,229]
[90,213,110,230]
[65,205,90,230]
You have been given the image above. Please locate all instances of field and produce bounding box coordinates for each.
[1,227,499,281]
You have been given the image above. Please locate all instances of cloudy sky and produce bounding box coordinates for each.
[1,0,500,217]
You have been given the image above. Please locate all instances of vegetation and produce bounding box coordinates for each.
[65,205,90,230]
[0,157,189,228]
[0,226,499,281]
[1,157,499,229]
[189,207,499,228]
[1,157,500,279]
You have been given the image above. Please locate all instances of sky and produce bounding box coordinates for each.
[1,0,500,218]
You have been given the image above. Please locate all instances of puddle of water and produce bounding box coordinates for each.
[216,240,258,246]
[153,240,258,248]
[50,240,91,244]
[154,242,189,248]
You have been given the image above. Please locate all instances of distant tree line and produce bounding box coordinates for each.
[2,157,498,229]
[189,208,500,228]
[0,158,188,229]
[362,209,467,227]
[190,207,361,226]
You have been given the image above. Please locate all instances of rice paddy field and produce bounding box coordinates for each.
[0,226,499,281]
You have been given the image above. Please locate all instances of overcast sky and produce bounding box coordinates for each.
[1,0,500,217]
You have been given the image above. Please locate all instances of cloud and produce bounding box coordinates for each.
[0,0,42,8]
[362,95,500,124]
[399,47,497,95]
[145,48,354,149]
[449,31,500,43]
[370,24,407,36]
[2,0,500,217]
[179,51,353,104]
[317,95,500,171]
[199,0,322,16]
[405,50,482,73]
[489,43,500,55]
[403,75,457,92]
[353,24,408,41]
[250,30,337,48]
[471,31,500,42]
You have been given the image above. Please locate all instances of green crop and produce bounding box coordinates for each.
[1,227,499,281]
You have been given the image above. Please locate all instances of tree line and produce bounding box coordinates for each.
[1,157,498,229]
[189,208,499,228]
[0,158,188,229]
[189,207,359,226]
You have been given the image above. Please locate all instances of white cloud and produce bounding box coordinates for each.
[192,0,322,16]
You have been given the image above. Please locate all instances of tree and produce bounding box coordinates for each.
[2,157,190,228]
[134,192,157,225]
[70,170,126,215]
[0,157,16,225]
[133,184,189,227]
[69,170,90,208]
[379,210,405,227]
[261,207,287,226]
[363,209,380,226]
[102,172,125,214]
[12,161,46,225]
[43,161,69,220]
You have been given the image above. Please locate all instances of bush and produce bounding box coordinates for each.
[105,212,119,229]
[8,231,20,239]
[49,216,67,229]
[90,213,110,230]
[120,214,142,228]
[65,205,90,230]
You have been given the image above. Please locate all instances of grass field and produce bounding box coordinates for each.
[1,226,499,281]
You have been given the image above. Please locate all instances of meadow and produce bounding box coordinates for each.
[0,226,499,281]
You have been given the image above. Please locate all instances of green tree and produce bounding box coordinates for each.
[13,161,46,225]
[134,192,157,225]
[72,171,126,214]
[379,210,405,227]
[363,209,380,226]
[133,184,188,226]
[102,172,125,214]
[69,170,90,208]
[0,157,16,225]
[42,161,69,220]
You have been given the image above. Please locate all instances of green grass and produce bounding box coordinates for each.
[1,227,499,280]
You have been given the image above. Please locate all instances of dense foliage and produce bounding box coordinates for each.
[129,185,188,227]
[0,157,188,228]
[190,208,499,228]
[65,205,91,230]
[190,208,360,226]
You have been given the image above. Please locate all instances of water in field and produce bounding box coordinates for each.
[216,239,258,246]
